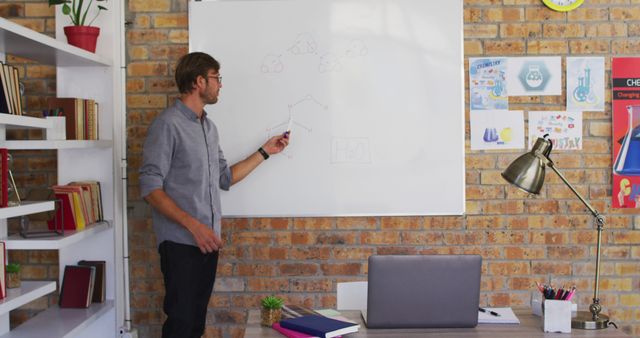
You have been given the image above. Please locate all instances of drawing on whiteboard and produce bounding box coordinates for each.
[345,39,368,57]
[287,32,318,55]
[319,53,342,73]
[265,95,328,158]
[261,54,284,73]
[331,137,372,164]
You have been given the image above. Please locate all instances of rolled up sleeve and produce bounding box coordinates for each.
[139,118,174,198]
[218,145,232,191]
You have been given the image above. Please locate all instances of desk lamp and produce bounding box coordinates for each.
[501,136,611,330]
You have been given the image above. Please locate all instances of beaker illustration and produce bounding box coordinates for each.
[614,105,640,175]
[573,67,591,103]
[483,128,498,142]
[525,65,543,88]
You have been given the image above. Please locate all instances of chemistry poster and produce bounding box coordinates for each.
[470,110,524,150]
[469,58,508,110]
[507,57,561,96]
[528,111,582,150]
[566,57,605,112]
[612,58,640,208]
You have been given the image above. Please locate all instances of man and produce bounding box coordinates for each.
[139,52,289,338]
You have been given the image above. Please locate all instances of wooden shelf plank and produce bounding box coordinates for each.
[0,18,110,67]
[0,281,56,316]
[0,140,112,150]
[2,221,111,250]
[0,201,54,219]
[0,300,114,338]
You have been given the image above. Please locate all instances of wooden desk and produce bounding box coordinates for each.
[244,309,629,337]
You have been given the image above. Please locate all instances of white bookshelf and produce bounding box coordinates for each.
[0,6,125,338]
[0,115,52,130]
[0,202,54,219]
[0,300,114,338]
[2,221,111,250]
[0,140,112,150]
[0,282,56,316]
[0,18,110,67]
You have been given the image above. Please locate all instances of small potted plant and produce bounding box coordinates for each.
[6,263,20,289]
[261,295,284,327]
[48,0,108,53]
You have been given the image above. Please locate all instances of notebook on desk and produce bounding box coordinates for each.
[362,255,482,328]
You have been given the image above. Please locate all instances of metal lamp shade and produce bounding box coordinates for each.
[501,138,553,194]
[501,153,546,194]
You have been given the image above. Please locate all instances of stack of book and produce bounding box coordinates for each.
[47,97,99,140]
[273,305,360,338]
[0,62,23,116]
[59,260,106,308]
[48,181,103,231]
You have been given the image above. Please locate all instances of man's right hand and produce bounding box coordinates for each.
[190,222,224,254]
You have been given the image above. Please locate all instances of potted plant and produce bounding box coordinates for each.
[6,263,20,289]
[261,295,284,327]
[48,0,108,53]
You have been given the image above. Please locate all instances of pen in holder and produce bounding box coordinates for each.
[45,116,66,140]
[543,299,572,333]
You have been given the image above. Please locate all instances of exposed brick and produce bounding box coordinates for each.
[485,8,524,22]
[500,23,542,38]
[465,24,498,39]
[130,0,171,12]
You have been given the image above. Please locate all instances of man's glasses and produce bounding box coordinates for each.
[207,75,222,84]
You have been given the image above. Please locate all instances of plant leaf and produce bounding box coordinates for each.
[62,3,71,15]
[80,0,92,26]
[49,0,69,5]
[98,5,107,10]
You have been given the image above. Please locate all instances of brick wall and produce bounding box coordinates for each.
[0,0,60,328]
[120,0,640,337]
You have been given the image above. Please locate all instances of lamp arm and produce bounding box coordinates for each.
[547,162,600,218]
[547,161,606,321]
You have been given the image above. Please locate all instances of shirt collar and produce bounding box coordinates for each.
[175,99,208,121]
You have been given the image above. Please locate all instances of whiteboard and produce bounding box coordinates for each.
[189,0,464,217]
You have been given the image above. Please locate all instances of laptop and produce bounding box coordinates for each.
[362,255,482,328]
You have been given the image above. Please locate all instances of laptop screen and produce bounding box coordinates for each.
[365,255,482,329]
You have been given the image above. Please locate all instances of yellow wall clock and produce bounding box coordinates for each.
[541,0,584,12]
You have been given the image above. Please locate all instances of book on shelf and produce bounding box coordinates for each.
[48,182,102,231]
[69,181,103,222]
[0,242,5,300]
[46,97,98,140]
[59,264,95,308]
[279,315,359,338]
[0,64,11,115]
[0,62,22,116]
[78,260,106,303]
[49,186,86,230]
[0,148,7,208]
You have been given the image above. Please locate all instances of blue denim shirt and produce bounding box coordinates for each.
[139,100,232,247]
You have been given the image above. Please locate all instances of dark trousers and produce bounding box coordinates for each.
[159,240,219,338]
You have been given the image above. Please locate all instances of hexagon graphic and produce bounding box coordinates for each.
[518,61,551,92]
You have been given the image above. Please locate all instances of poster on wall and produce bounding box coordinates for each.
[470,110,524,150]
[507,57,562,96]
[612,58,640,208]
[528,111,582,150]
[566,57,605,112]
[469,58,508,110]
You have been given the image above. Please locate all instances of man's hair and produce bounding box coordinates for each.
[175,52,220,94]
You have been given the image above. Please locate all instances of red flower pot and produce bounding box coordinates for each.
[63,26,100,53]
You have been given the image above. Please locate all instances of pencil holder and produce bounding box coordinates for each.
[45,116,66,140]
[542,299,571,333]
